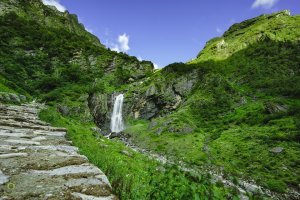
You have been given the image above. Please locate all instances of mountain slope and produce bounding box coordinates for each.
[115,11,300,197]
[0,0,153,110]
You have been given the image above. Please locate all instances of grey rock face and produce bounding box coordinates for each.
[0,103,117,200]
[140,100,160,119]
[88,93,112,132]
[173,70,198,97]
[88,65,198,130]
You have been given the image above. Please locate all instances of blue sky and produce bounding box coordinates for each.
[42,0,300,68]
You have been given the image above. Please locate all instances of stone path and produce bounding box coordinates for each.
[0,103,117,200]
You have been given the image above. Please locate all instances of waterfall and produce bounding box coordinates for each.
[110,94,125,133]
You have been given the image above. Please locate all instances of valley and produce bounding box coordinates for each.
[0,0,299,199]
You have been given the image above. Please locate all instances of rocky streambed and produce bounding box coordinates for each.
[0,103,117,200]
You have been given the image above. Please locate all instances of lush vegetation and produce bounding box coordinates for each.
[39,107,237,200]
[121,11,300,195]
[1,1,299,198]
[0,7,152,105]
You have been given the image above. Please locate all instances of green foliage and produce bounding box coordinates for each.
[0,9,150,106]
[39,107,234,199]
[1,3,300,198]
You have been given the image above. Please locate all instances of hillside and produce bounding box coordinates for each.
[116,10,300,197]
[0,0,153,108]
[0,1,300,199]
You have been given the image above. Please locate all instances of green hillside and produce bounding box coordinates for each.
[120,10,300,197]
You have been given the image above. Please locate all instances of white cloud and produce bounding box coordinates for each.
[251,0,279,9]
[216,28,222,34]
[111,33,130,52]
[42,0,66,12]
[153,63,159,69]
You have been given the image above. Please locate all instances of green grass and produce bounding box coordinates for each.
[124,97,300,194]
[210,125,300,193]
[39,107,236,200]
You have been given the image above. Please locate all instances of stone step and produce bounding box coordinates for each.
[0,116,50,126]
[29,164,103,177]
[18,145,79,154]
[0,133,71,146]
[0,120,67,132]
[0,103,117,199]
[4,139,41,145]
[0,153,28,159]
[0,126,66,137]
[72,193,117,200]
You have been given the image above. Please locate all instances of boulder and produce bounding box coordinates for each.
[57,105,70,116]
[109,132,120,139]
[19,95,27,102]
[269,147,284,154]
[265,102,288,114]
[9,93,20,103]
[0,92,24,104]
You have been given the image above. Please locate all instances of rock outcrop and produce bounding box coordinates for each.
[88,93,114,133]
[122,68,199,121]
[0,103,117,200]
[0,92,27,104]
[87,67,199,133]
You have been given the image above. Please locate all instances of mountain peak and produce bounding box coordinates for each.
[193,10,299,62]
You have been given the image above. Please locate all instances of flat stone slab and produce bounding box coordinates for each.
[30,164,103,176]
[72,193,117,200]
[0,103,117,199]
[0,153,28,159]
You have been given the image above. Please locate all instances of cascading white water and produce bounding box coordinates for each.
[110,94,125,133]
